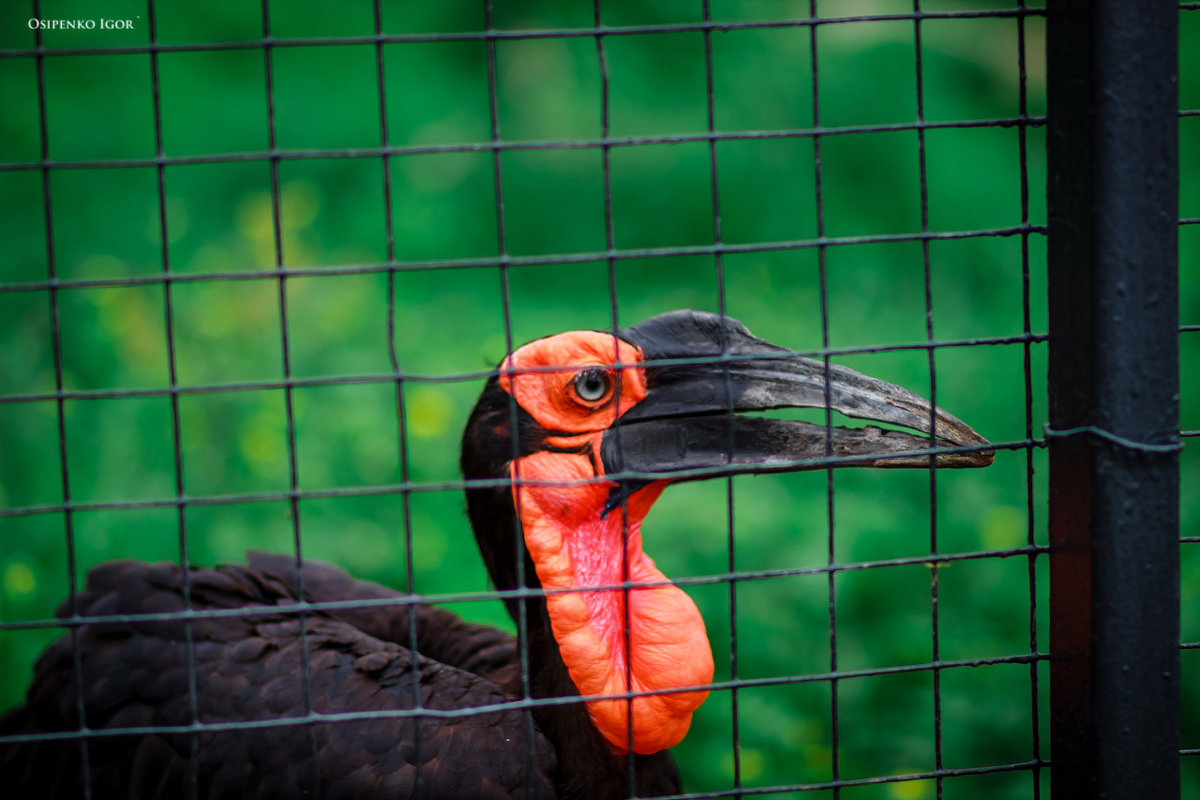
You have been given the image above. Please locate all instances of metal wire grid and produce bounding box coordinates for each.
[1182,0,1200,784]
[0,1,1053,798]
[1184,0,1200,479]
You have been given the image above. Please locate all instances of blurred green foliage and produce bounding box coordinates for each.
[1,1,1197,798]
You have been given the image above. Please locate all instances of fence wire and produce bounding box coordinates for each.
[0,0,1185,798]
[1181,0,1199,792]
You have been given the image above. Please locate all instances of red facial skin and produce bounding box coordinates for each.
[499,331,714,755]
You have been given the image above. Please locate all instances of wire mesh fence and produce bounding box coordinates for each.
[1181,14,1200,793]
[0,0,1193,798]
[1185,1,1200,787]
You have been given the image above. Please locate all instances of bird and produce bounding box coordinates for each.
[0,309,992,800]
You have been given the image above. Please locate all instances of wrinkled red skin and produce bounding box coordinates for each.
[501,332,714,755]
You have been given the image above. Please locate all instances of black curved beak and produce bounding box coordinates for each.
[599,310,994,482]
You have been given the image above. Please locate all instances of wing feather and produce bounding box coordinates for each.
[0,560,556,800]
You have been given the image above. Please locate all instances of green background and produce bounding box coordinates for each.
[1,1,1197,798]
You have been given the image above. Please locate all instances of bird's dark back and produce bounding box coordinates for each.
[0,559,557,800]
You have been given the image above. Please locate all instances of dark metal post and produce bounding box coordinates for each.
[1047,1,1181,797]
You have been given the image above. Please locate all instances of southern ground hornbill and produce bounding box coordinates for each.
[0,310,992,799]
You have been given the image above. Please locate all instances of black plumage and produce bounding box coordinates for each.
[0,556,558,799]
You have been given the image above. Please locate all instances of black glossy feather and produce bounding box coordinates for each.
[0,559,556,800]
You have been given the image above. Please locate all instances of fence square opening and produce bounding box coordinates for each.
[613,254,721,319]
[0,401,60,507]
[64,396,176,503]
[73,506,181,581]
[293,382,400,490]
[507,259,613,335]
[271,45,382,151]
[155,1,260,44]
[293,494,410,584]
[734,573,834,679]
[0,514,72,625]
[716,138,818,244]
[710,26,815,132]
[836,669,936,781]
[822,247,930,344]
[43,54,154,161]
[171,280,285,386]
[49,168,162,282]
[937,556,1034,661]
[495,37,601,141]
[499,149,605,256]
[268,0,376,38]
[163,161,277,274]
[60,284,169,391]
[184,500,297,566]
[0,294,53,396]
[388,151,499,261]
[284,274,393,378]
[919,15,1033,122]
[382,41,490,146]
[812,18,918,129]
[603,33,708,138]
[179,389,291,496]
[609,142,715,250]
[817,132,924,239]
[159,49,269,157]
[722,249,824,345]
[386,267,507,374]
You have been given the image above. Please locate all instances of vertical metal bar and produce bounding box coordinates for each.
[807,8,840,795]
[482,6,538,798]
[590,5,640,791]
[909,7,944,797]
[1014,5,1044,797]
[145,2,201,796]
[1047,1,1181,798]
[31,0,92,794]
[370,5,425,797]
[259,1,321,793]
[698,2,742,793]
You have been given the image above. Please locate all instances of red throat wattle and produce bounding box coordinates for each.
[500,331,714,755]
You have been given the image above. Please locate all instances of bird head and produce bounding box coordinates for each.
[461,309,992,755]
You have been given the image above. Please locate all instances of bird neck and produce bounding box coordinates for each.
[511,449,713,755]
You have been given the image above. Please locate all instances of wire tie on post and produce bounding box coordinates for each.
[1041,424,1184,454]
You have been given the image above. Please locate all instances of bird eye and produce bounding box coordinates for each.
[573,369,612,403]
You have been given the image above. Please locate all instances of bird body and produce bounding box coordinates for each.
[1,556,557,799]
[0,310,993,799]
